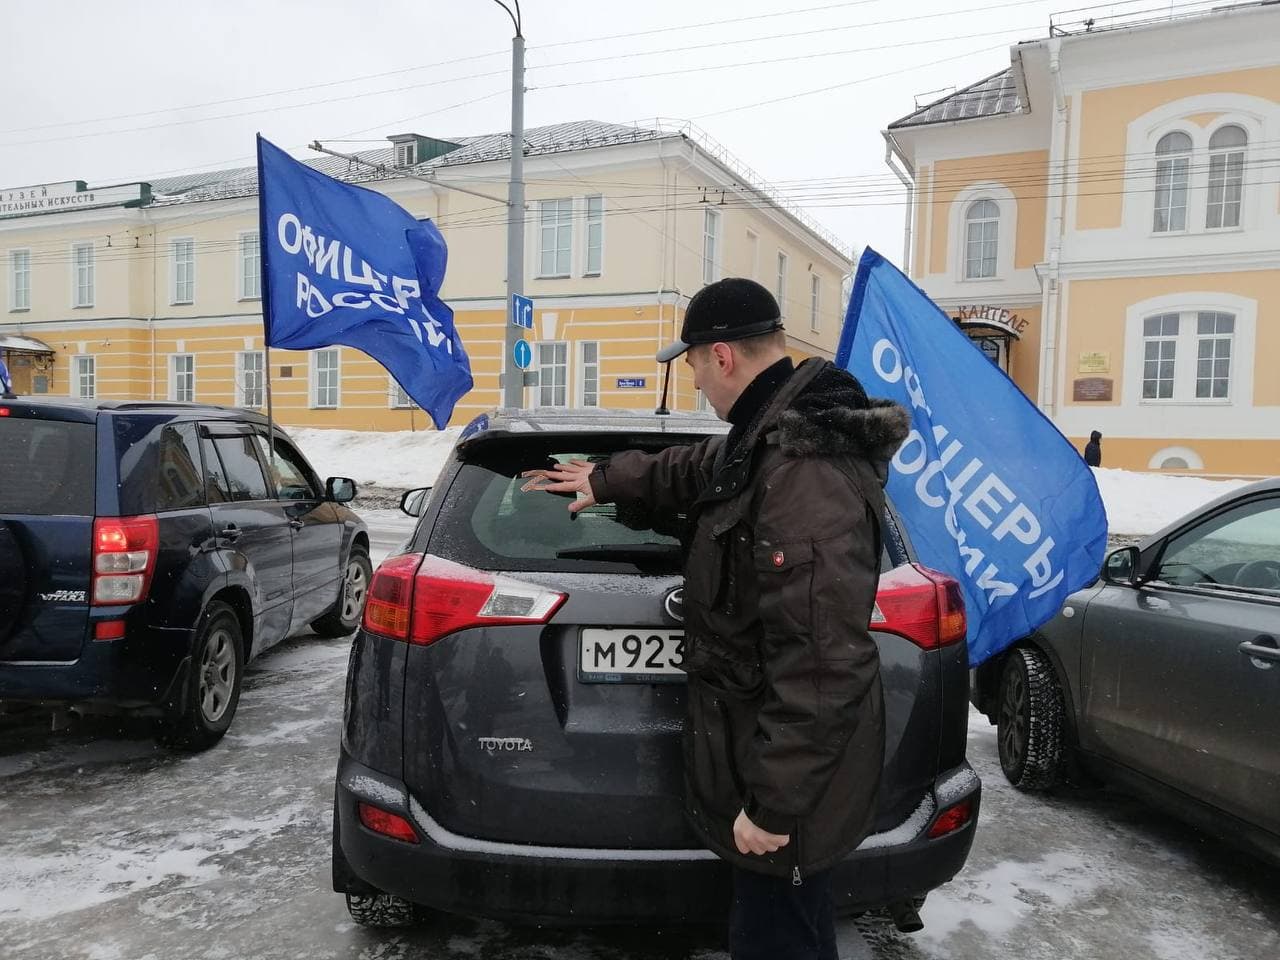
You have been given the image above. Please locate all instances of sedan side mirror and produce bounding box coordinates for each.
[326,477,357,503]
[1102,546,1140,586]
[400,487,431,518]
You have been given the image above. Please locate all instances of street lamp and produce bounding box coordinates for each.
[493,0,526,409]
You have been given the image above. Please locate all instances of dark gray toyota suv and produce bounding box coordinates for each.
[332,409,980,929]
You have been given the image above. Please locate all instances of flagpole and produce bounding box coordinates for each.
[255,134,277,472]
[265,342,275,470]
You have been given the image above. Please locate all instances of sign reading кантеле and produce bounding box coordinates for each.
[0,181,150,219]
[954,304,1031,338]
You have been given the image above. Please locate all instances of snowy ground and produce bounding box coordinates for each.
[3,636,1277,959]
[2,511,1278,960]
[285,428,1260,538]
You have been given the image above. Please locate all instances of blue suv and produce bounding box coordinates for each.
[0,398,370,749]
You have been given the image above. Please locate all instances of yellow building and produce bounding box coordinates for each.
[884,2,1280,478]
[0,121,851,429]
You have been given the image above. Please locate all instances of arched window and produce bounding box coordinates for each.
[964,199,999,279]
[1153,131,1192,233]
[1207,125,1247,229]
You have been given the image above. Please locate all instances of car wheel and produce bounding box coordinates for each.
[157,601,244,751]
[997,646,1064,791]
[345,892,420,928]
[312,548,373,638]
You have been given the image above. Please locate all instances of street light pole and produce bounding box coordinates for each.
[495,0,526,409]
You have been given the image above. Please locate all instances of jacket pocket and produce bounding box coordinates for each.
[686,680,742,819]
[753,539,814,638]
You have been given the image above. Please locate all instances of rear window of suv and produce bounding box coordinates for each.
[0,417,96,516]
[430,435,705,575]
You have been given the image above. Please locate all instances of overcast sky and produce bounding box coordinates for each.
[1,0,1072,267]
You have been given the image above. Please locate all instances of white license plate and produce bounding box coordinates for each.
[579,629,686,683]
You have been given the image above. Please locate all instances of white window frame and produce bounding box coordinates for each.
[776,250,788,318]
[9,248,30,311]
[389,377,417,409]
[1205,125,1246,232]
[1193,311,1234,401]
[395,141,417,167]
[1152,131,1193,235]
[535,340,569,408]
[577,340,600,407]
[170,237,195,305]
[809,274,822,333]
[169,353,196,403]
[238,231,261,300]
[71,355,96,399]
[71,241,94,308]
[236,350,265,408]
[702,208,721,286]
[1140,313,1179,401]
[584,195,604,276]
[1123,99,1272,241]
[946,182,1018,284]
[538,199,573,279]
[311,348,341,409]
[746,230,759,281]
[1122,294,1256,410]
[963,199,1000,279]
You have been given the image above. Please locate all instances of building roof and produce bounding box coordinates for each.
[147,120,677,206]
[888,68,1023,130]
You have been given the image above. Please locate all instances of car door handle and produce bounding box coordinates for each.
[219,524,242,542]
[1239,636,1280,664]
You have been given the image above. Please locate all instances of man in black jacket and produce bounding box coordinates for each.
[1084,430,1102,467]
[522,279,910,960]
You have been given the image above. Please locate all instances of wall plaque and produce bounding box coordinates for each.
[1072,377,1114,402]
[1077,352,1110,374]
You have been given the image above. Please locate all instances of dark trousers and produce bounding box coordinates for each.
[728,865,837,960]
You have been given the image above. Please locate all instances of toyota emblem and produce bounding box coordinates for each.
[664,587,684,623]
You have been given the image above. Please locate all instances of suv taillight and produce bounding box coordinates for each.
[362,553,566,645]
[871,564,966,650]
[92,515,160,605]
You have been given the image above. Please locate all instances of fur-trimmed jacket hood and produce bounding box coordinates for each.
[777,362,911,473]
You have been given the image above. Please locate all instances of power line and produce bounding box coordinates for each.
[14,143,1274,260]
[530,26,1043,91]
[0,49,511,137]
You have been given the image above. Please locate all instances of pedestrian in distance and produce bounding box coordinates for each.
[520,278,911,960]
[1084,430,1102,468]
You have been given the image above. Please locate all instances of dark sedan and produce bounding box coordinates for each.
[973,477,1280,864]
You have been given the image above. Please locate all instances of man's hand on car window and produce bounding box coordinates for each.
[733,810,791,856]
[520,460,598,514]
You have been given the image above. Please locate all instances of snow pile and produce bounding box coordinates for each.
[282,427,1262,537]
[1093,468,1251,536]
[286,426,460,489]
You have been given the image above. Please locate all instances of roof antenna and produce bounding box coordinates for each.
[655,360,672,416]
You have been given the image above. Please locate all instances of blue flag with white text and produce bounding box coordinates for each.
[0,359,12,395]
[256,136,472,429]
[837,248,1107,665]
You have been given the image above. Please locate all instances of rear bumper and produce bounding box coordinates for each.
[0,624,192,712]
[334,753,981,925]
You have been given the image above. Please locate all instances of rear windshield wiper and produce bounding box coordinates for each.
[556,543,682,565]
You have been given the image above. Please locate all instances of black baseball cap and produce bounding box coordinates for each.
[657,277,785,363]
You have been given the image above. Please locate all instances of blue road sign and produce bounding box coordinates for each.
[616,377,647,389]
[511,294,534,330]
[513,339,533,370]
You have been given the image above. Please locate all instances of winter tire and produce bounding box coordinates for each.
[312,548,372,638]
[156,601,244,751]
[997,646,1064,791]
[344,892,420,928]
